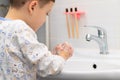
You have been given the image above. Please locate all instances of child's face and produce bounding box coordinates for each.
[28,1,54,31]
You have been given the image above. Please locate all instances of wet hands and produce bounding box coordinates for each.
[53,42,74,60]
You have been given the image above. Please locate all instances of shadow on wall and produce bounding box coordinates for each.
[0,5,8,17]
[0,0,9,17]
[36,23,46,44]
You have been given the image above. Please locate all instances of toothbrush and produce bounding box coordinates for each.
[75,8,79,39]
[65,8,71,38]
[70,8,75,38]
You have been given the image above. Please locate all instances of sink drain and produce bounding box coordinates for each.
[93,64,97,69]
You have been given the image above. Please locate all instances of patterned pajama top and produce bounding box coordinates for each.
[0,18,65,80]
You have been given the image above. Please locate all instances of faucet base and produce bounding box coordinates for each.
[100,52,109,54]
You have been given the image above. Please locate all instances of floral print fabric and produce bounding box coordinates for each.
[0,19,65,80]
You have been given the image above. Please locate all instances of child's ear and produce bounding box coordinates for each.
[28,0,38,14]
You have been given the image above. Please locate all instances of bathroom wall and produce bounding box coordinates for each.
[49,0,120,51]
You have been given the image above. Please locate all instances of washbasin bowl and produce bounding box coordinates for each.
[39,49,120,80]
[63,58,120,73]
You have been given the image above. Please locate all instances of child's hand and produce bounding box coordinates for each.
[52,42,74,60]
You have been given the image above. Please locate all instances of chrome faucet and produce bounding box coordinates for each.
[85,25,109,54]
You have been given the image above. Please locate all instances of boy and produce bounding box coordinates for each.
[0,0,73,80]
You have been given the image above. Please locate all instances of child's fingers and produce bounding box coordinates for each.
[62,43,74,57]
[53,42,74,59]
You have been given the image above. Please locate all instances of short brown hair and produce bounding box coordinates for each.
[9,0,55,8]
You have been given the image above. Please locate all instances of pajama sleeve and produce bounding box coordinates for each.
[15,22,65,77]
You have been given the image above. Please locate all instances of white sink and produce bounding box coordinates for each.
[39,49,120,80]
[63,58,120,73]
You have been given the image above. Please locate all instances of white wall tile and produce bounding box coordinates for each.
[49,0,120,50]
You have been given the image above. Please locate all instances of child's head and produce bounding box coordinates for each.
[9,0,55,8]
[7,0,55,31]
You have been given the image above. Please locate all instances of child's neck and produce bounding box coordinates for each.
[6,8,24,20]
[5,7,36,32]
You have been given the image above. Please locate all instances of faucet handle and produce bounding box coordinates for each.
[98,30,105,38]
[84,25,106,38]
